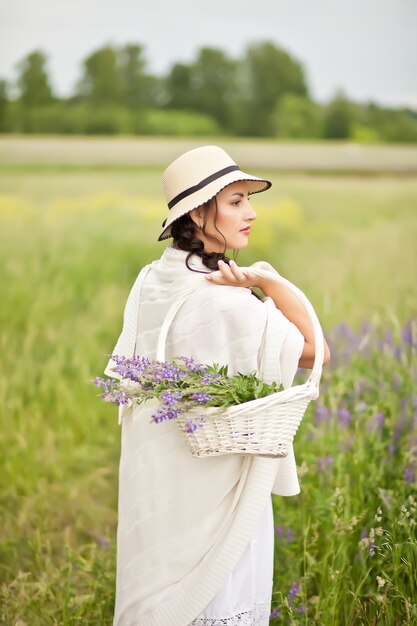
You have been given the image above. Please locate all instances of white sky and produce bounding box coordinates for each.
[1,0,416,108]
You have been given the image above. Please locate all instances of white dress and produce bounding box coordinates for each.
[189,496,274,626]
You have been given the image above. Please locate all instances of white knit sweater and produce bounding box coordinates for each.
[105,244,305,626]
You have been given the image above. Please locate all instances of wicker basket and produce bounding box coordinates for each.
[155,267,324,458]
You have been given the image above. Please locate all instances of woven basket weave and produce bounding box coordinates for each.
[155,267,324,458]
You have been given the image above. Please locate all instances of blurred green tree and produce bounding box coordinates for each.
[120,44,157,109]
[323,89,353,139]
[15,50,54,107]
[164,62,195,110]
[76,45,124,105]
[187,47,238,128]
[0,79,8,131]
[271,93,322,138]
[236,41,309,136]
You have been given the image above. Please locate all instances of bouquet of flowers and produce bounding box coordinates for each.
[91,354,280,434]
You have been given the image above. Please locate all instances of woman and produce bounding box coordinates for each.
[105,145,331,626]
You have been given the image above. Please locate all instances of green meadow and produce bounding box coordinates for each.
[0,138,416,624]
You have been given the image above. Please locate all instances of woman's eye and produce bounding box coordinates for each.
[232,201,241,206]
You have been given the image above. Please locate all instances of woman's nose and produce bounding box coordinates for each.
[245,201,257,220]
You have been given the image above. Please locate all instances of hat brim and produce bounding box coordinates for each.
[157,171,271,241]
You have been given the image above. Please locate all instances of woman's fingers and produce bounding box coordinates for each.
[218,260,237,281]
[206,259,256,287]
[226,259,247,282]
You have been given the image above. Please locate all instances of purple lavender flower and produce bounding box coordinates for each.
[404,465,415,483]
[287,581,301,600]
[384,330,394,347]
[160,389,183,406]
[176,356,208,373]
[315,402,331,423]
[392,374,402,391]
[98,535,110,549]
[367,411,385,432]
[151,405,185,423]
[338,406,352,427]
[317,456,334,472]
[201,372,222,385]
[294,602,306,615]
[190,392,212,404]
[274,525,294,543]
[393,346,402,359]
[269,607,281,620]
[401,321,414,347]
[184,417,206,433]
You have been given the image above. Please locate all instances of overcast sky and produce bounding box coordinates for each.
[1,0,416,108]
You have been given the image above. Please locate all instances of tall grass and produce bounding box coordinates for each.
[0,166,416,624]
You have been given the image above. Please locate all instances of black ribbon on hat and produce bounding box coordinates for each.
[167,164,240,210]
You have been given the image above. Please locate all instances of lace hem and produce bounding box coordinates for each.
[190,599,271,625]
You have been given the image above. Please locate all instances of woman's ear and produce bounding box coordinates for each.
[189,208,202,229]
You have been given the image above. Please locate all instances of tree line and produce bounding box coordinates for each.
[0,41,416,142]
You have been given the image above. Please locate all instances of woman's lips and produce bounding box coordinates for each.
[240,227,251,234]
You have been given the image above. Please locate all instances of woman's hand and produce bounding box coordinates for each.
[205,259,263,289]
[249,260,281,278]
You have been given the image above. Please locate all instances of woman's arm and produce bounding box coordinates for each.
[205,259,331,368]
[256,275,331,368]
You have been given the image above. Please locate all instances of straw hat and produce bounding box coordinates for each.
[158,145,272,241]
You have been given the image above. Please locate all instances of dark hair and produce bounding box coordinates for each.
[170,195,238,274]
[170,195,263,300]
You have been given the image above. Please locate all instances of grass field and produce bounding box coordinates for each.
[0,137,416,624]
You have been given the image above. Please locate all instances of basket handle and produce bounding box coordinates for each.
[156,269,324,387]
[248,267,324,386]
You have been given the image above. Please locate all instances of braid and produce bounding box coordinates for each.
[170,215,230,273]
[170,197,263,300]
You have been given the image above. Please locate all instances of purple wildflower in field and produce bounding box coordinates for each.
[401,320,415,347]
[393,345,402,359]
[392,374,402,391]
[360,320,372,334]
[294,602,306,615]
[384,329,394,347]
[269,607,281,620]
[404,465,415,483]
[367,411,385,432]
[317,456,334,472]
[314,402,331,423]
[190,392,211,404]
[393,416,407,444]
[355,379,365,395]
[338,435,354,451]
[98,535,110,549]
[338,322,356,342]
[287,581,301,600]
[275,525,294,543]
[338,406,352,427]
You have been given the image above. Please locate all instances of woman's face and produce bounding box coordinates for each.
[190,180,257,252]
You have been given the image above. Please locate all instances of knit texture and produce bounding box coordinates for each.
[104,245,305,626]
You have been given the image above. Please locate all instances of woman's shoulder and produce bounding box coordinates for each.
[187,282,268,317]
